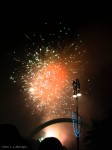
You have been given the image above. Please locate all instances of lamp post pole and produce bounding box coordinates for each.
[73,79,81,150]
[76,96,79,150]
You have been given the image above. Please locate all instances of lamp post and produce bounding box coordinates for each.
[72,79,81,150]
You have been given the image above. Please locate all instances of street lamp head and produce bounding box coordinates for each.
[77,88,81,96]
[73,80,77,90]
[73,79,81,97]
[73,93,81,98]
[76,79,80,89]
[73,94,77,98]
[77,93,81,97]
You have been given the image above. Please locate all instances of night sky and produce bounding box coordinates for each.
[0,2,112,150]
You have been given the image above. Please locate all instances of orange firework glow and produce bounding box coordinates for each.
[29,63,68,102]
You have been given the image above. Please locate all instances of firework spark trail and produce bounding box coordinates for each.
[10,31,87,121]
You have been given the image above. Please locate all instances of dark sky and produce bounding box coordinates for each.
[0,2,112,149]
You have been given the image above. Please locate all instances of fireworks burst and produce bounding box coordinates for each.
[10,25,88,121]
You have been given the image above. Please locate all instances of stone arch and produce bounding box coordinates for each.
[28,118,90,138]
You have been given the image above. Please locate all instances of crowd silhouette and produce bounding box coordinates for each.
[38,137,67,150]
[0,124,34,149]
[0,124,67,150]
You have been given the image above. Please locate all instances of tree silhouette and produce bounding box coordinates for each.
[84,111,112,150]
